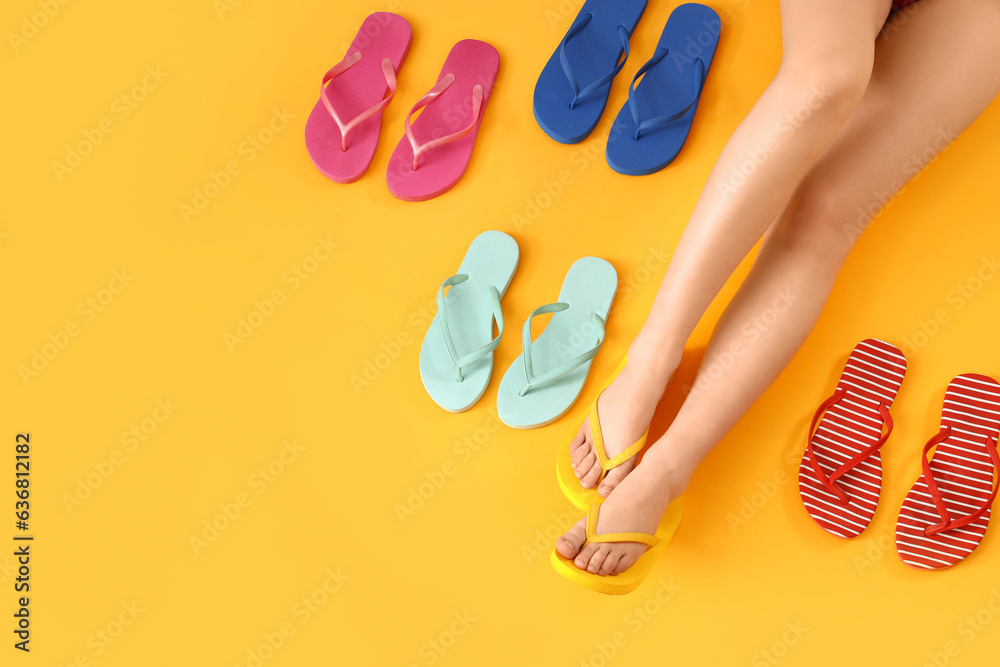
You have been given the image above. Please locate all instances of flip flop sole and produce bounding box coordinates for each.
[533,0,648,144]
[387,40,499,201]
[797,339,906,538]
[895,374,1000,570]
[419,231,519,412]
[496,257,617,429]
[305,13,412,183]
[606,3,720,175]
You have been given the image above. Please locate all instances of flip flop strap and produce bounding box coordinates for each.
[805,387,894,505]
[321,52,398,151]
[585,504,659,547]
[590,387,648,472]
[922,427,1000,536]
[627,49,705,140]
[435,274,503,382]
[559,13,631,110]
[518,303,605,397]
[404,74,484,170]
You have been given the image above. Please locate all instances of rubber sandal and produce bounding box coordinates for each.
[496,257,617,429]
[797,339,907,538]
[386,39,499,201]
[556,355,648,510]
[606,3,720,175]
[550,499,683,595]
[895,374,1000,570]
[305,12,412,183]
[533,0,647,144]
[419,231,518,413]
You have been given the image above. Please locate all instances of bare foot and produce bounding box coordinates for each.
[570,350,677,497]
[556,453,681,575]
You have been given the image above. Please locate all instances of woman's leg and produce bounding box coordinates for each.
[560,0,1000,576]
[570,0,891,496]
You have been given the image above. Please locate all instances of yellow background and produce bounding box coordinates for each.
[5,0,1000,665]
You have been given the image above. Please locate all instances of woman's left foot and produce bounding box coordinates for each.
[556,452,680,575]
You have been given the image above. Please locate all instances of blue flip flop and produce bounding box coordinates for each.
[496,257,618,429]
[533,0,648,144]
[606,3,720,175]
[419,231,519,413]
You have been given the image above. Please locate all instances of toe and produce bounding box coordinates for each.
[579,462,603,489]
[571,442,593,469]
[556,517,587,559]
[573,451,596,478]
[574,542,600,570]
[599,551,622,576]
[598,459,635,497]
[585,546,611,574]
[612,548,643,575]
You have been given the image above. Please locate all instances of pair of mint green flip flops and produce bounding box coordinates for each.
[419,231,618,428]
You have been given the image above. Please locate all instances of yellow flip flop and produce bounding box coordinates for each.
[556,355,649,510]
[550,498,684,595]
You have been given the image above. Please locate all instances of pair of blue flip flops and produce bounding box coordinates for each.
[533,2,720,175]
[418,231,618,429]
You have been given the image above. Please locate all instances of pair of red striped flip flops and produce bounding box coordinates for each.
[798,339,1000,570]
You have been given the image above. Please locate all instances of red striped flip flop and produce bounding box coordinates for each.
[895,374,1000,570]
[798,339,907,538]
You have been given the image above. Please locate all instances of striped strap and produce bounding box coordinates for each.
[585,504,658,547]
[805,386,893,504]
[922,427,1000,536]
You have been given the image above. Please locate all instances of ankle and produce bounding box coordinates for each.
[626,331,682,385]
[640,442,695,497]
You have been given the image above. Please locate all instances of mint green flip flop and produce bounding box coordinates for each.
[419,231,519,413]
[496,257,617,429]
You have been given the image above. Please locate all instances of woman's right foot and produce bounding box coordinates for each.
[557,447,682,575]
[570,348,677,497]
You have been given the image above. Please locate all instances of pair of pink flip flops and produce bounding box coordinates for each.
[305,13,499,201]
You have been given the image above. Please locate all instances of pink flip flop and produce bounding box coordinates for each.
[386,39,499,201]
[305,13,412,183]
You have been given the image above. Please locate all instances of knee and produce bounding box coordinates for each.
[768,186,857,264]
[775,48,874,118]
